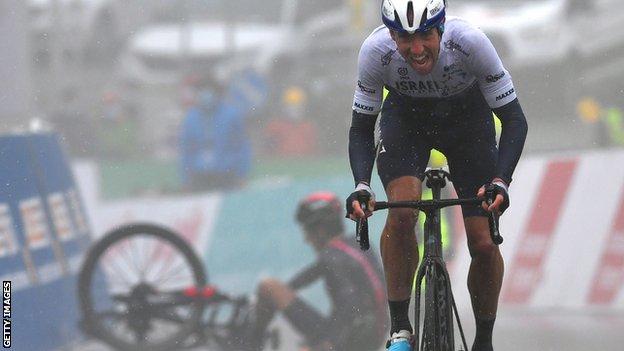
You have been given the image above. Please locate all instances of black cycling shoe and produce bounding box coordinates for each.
[471,340,493,351]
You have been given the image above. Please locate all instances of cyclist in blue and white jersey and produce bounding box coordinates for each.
[345,1,528,351]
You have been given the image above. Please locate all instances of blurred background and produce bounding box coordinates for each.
[1,0,624,350]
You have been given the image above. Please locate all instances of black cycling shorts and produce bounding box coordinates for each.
[283,298,382,351]
[377,85,497,218]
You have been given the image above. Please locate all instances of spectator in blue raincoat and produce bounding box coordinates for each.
[178,83,252,191]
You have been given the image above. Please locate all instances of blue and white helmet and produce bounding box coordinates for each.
[382,0,446,34]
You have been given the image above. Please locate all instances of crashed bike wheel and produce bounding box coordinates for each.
[78,223,207,351]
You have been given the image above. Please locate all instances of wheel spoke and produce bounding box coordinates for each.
[137,236,152,281]
[101,252,136,290]
[128,236,148,282]
[140,238,159,282]
[154,258,194,287]
[117,238,145,280]
[144,240,172,282]
[157,272,194,289]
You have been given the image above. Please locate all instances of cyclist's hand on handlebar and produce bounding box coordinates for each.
[477,178,510,215]
[346,183,375,220]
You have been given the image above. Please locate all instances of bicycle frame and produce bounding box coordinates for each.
[356,169,503,351]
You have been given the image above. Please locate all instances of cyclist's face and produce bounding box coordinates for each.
[391,28,441,75]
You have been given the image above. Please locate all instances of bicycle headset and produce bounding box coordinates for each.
[382,0,446,34]
[295,191,344,235]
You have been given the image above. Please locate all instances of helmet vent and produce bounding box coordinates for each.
[419,5,428,28]
[407,1,415,27]
[394,9,403,28]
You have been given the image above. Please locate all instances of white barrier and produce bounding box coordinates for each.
[451,149,624,312]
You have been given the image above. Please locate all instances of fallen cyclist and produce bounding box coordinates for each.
[242,191,388,351]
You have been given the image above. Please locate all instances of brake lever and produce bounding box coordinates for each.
[485,189,504,245]
[356,201,370,251]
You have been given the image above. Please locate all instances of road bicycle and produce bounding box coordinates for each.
[356,168,503,351]
[78,223,279,351]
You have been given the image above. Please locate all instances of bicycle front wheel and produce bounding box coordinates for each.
[78,223,207,351]
[421,261,454,351]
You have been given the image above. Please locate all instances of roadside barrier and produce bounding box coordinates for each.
[0,132,92,350]
[81,149,624,313]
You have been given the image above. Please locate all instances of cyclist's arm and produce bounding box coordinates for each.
[287,262,323,290]
[349,35,384,185]
[461,24,528,184]
[492,98,528,184]
[349,111,378,185]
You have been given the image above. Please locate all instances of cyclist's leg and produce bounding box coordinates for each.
[281,298,330,348]
[464,217,502,351]
[377,92,431,342]
[381,176,423,303]
[253,279,331,349]
[244,278,296,350]
[445,129,501,351]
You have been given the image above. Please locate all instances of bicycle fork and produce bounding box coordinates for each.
[413,257,469,351]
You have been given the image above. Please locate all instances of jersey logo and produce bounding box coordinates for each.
[398,67,409,76]
[394,80,443,94]
[443,63,468,80]
[444,39,469,57]
[486,71,506,83]
[354,102,374,112]
[358,80,377,94]
[381,49,396,66]
[496,88,515,101]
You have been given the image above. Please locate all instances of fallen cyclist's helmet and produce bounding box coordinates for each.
[382,0,446,34]
[295,191,344,234]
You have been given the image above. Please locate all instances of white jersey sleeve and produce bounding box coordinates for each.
[352,28,386,115]
[461,25,516,108]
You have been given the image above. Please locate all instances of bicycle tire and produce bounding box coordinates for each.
[433,261,454,350]
[78,223,207,351]
[421,261,456,351]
